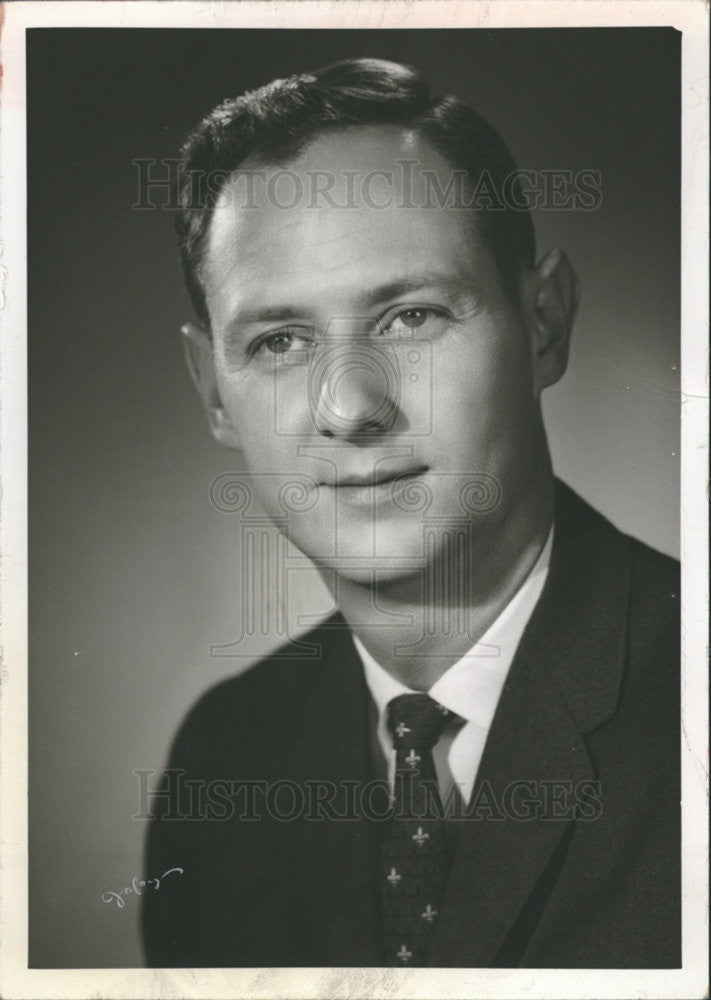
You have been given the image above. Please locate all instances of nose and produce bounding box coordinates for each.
[309,342,400,438]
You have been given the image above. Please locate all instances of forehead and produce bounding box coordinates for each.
[203,126,494,322]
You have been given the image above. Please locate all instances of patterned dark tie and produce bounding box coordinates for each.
[380,693,456,966]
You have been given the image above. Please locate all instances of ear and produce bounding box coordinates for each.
[521,249,580,396]
[181,322,242,450]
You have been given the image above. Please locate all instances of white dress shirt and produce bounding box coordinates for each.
[354,526,554,806]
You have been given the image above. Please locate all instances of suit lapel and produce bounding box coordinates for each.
[284,484,631,967]
[291,617,386,965]
[430,482,631,966]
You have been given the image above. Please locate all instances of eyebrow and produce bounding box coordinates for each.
[364,275,465,303]
[224,274,467,334]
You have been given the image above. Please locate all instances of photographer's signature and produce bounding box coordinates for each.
[101,867,184,909]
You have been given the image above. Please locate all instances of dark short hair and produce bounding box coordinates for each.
[176,57,536,329]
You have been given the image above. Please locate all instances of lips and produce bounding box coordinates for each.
[322,466,428,488]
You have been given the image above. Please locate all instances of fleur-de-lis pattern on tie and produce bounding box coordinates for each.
[380,693,457,966]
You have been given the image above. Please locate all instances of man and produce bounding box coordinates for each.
[142,58,679,968]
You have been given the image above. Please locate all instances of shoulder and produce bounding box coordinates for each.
[164,615,353,771]
[554,479,679,698]
[553,478,679,674]
[554,478,678,597]
[624,534,679,688]
[626,533,679,608]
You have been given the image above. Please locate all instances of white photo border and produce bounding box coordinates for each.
[0,2,707,998]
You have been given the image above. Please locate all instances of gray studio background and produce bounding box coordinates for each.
[28,29,680,966]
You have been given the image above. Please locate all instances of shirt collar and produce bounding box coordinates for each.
[355,524,554,733]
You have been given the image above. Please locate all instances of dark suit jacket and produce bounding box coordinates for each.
[142,482,680,968]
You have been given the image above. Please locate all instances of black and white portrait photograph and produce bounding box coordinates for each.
[0,2,707,999]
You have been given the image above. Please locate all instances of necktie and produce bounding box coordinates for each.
[380,693,456,966]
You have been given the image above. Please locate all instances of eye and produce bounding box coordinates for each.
[396,309,428,329]
[251,328,314,359]
[381,307,447,337]
[264,332,296,354]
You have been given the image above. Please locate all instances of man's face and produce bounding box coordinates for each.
[201,126,547,582]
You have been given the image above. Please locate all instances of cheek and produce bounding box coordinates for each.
[219,369,311,475]
[431,321,535,440]
[223,360,312,407]
[438,325,525,385]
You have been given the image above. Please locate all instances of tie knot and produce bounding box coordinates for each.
[386,693,455,750]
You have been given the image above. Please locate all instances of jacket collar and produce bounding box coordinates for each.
[430,481,631,966]
[290,482,630,967]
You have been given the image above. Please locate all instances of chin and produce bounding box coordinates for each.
[286,504,498,586]
[325,560,426,587]
[294,522,432,586]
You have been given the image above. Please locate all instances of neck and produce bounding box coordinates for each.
[327,473,555,690]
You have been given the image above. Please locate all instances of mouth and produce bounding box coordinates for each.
[320,466,428,504]
[323,466,428,488]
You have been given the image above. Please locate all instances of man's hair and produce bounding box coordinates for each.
[176,57,536,329]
